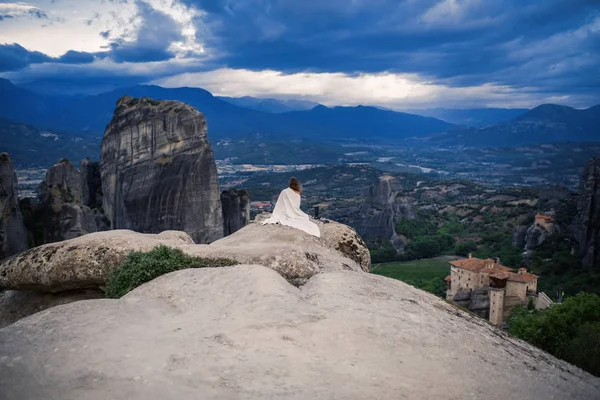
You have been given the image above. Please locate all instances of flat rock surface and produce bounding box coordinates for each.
[1,265,598,400]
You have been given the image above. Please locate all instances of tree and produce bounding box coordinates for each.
[507,293,600,377]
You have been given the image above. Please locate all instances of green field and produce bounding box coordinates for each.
[371,258,454,297]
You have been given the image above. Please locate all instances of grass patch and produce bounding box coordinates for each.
[106,245,238,298]
[372,258,452,297]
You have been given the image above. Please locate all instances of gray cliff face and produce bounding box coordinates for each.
[512,225,528,248]
[80,158,103,210]
[100,96,223,244]
[39,160,98,243]
[354,175,416,242]
[80,158,110,232]
[221,189,250,236]
[0,153,28,259]
[572,157,600,268]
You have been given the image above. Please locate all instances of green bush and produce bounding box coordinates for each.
[507,293,600,377]
[106,245,238,298]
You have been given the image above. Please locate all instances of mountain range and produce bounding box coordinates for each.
[403,108,530,127]
[1,78,599,161]
[422,104,600,147]
[0,78,453,141]
[217,96,320,113]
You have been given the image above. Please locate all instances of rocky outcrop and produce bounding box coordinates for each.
[100,96,223,244]
[572,157,600,268]
[221,189,250,236]
[351,175,415,244]
[1,265,599,399]
[0,216,369,293]
[38,159,98,243]
[0,153,28,259]
[525,225,547,250]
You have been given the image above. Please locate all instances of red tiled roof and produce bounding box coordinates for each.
[490,271,538,283]
[507,272,538,283]
[444,276,452,282]
[489,272,511,280]
[450,257,513,273]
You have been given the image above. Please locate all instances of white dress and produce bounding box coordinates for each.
[262,188,321,237]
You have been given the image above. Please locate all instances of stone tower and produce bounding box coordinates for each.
[489,288,505,326]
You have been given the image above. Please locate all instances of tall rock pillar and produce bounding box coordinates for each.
[101,96,223,243]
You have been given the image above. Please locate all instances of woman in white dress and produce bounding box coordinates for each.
[262,177,321,237]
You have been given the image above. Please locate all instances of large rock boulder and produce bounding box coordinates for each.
[0,230,195,292]
[0,288,103,328]
[0,217,368,293]
[183,216,370,285]
[221,189,250,236]
[351,175,415,244]
[101,96,223,244]
[571,157,600,268]
[38,159,98,243]
[1,265,598,399]
[0,153,28,259]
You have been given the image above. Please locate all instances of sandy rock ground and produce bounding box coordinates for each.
[1,265,599,400]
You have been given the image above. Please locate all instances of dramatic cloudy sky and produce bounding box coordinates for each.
[0,0,598,108]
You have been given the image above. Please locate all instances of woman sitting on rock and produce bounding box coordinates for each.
[261,177,321,237]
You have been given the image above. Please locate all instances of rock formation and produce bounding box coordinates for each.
[38,159,98,243]
[0,153,28,259]
[1,265,599,399]
[572,157,600,268]
[351,175,415,246]
[101,96,223,244]
[80,158,103,210]
[525,225,548,250]
[0,216,368,294]
[221,189,250,236]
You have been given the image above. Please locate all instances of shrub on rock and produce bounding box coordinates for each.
[105,245,238,298]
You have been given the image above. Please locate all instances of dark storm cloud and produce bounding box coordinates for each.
[0,44,53,72]
[107,0,184,62]
[0,44,99,72]
[181,0,599,92]
[1,0,598,102]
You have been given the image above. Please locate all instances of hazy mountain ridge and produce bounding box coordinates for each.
[420,104,600,147]
[405,107,530,127]
[0,78,454,142]
[217,96,321,113]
